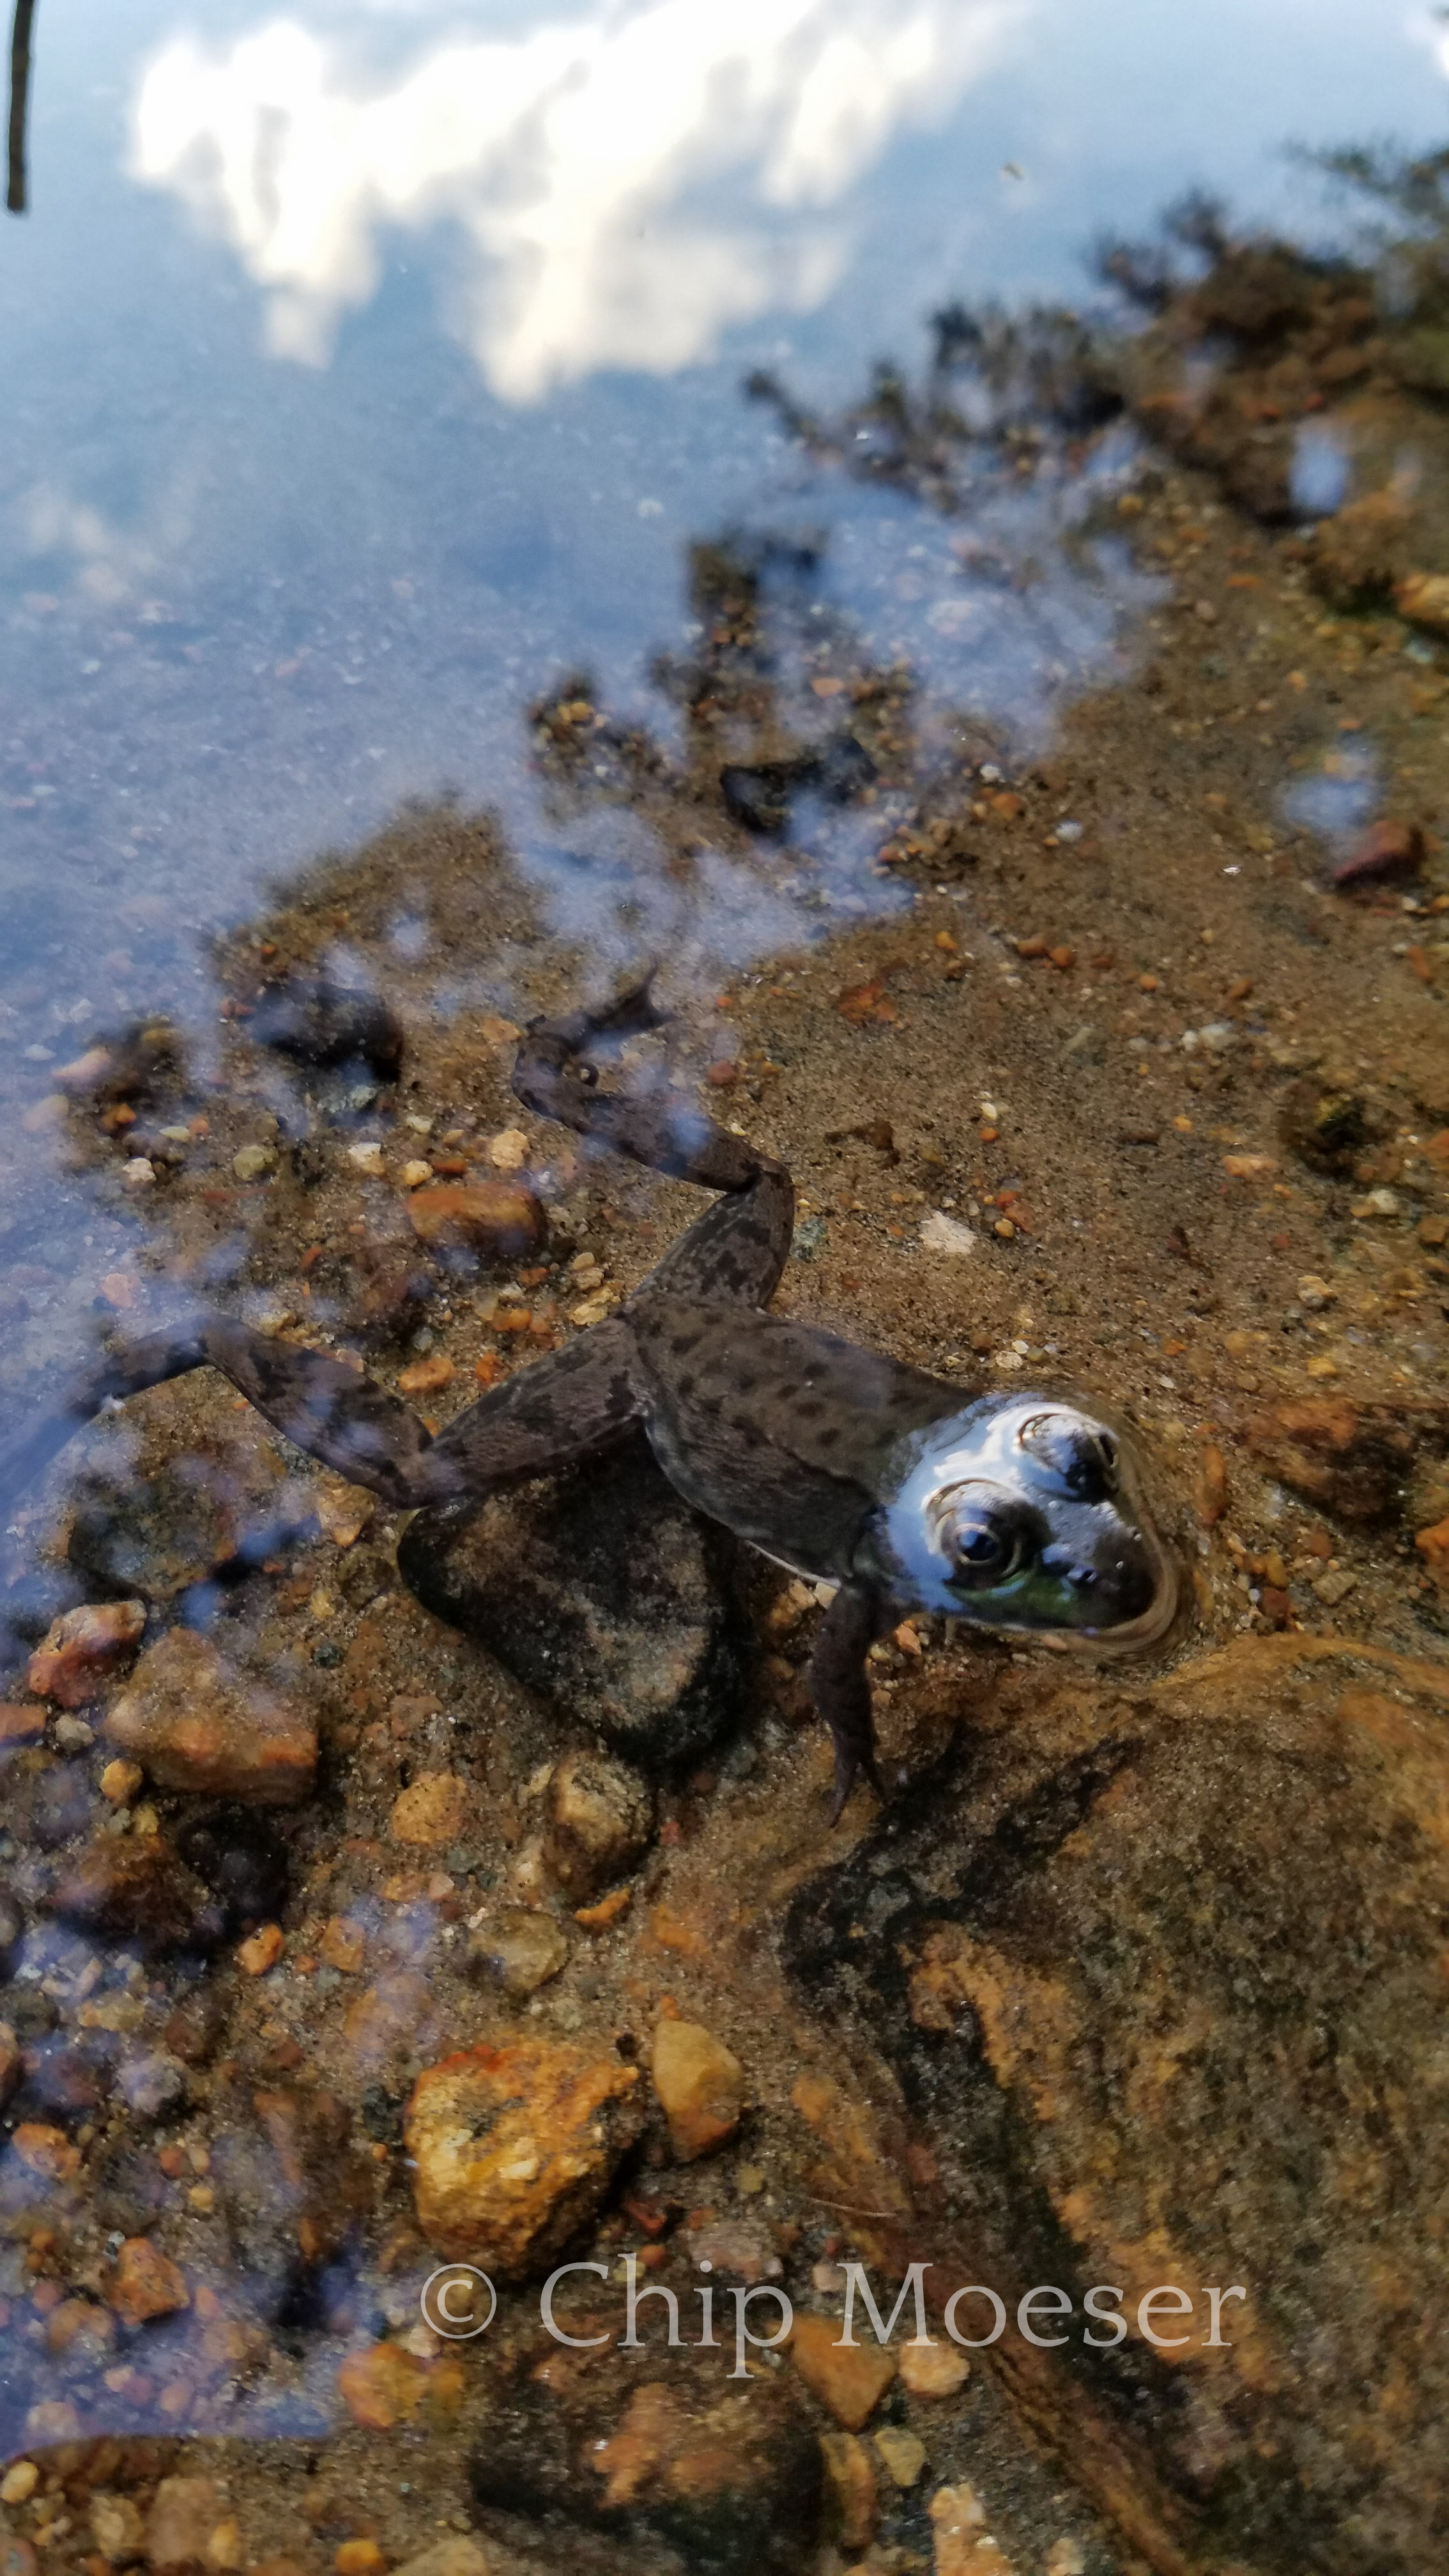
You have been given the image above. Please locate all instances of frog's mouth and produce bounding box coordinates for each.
[872,1393,1178,1652]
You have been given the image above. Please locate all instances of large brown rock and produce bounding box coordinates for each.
[785,1635,1449,2576]
[104,1629,316,1804]
[405,2036,642,2276]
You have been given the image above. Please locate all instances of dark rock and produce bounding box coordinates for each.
[471,2324,821,2575]
[50,1836,220,1955]
[399,1435,743,1767]
[10,1761,98,1850]
[1276,1079,1368,1174]
[90,2138,173,2237]
[54,1019,183,1108]
[0,1889,23,1975]
[721,730,877,836]
[213,2084,375,2300]
[17,2037,110,2123]
[173,1804,291,1933]
[161,1981,231,2067]
[249,974,403,1079]
[784,1636,1449,2576]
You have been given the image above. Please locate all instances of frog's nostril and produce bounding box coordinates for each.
[1066,1564,1096,1590]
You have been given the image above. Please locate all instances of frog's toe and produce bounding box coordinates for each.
[828,1735,885,1827]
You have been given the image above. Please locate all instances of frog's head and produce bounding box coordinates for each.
[873,1393,1176,1648]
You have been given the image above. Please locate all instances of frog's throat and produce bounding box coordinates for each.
[871,1390,1177,1651]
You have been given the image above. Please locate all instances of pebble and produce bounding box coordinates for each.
[237,1921,285,1974]
[348,1141,386,1177]
[486,1127,529,1171]
[788,2312,896,2427]
[105,2234,190,2325]
[542,1748,655,1899]
[0,2021,20,2109]
[12,2120,82,2182]
[405,2035,643,2274]
[389,2545,491,2576]
[0,1701,46,1746]
[1414,1519,1449,1590]
[336,2341,433,2432]
[0,2464,38,2505]
[121,1157,157,1190]
[406,1182,546,1263]
[320,1914,367,1973]
[398,1354,455,1396]
[1331,817,1425,890]
[116,2048,189,2119]
[89,2496,146,2561]
[820,2433,878,2552]
[145,2478,223,2573]
[650,2016,746,2161]
[930,2484,1015,2576]
[391,1772,470,1846]
[899,2340,971,2398]
[104,1627,317,1805]
[1395,570,1449,637]
[232,1143,278,1181]
[52,1834,215,1954]
[401,1158,434,1188]
[920,1211,976,1258]
[315,1480,375,1547]
[464,1907,569,1999]
[875,2426,928,2488]
[26,1598,145,1706]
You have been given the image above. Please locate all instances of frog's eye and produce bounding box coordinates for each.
[1018,1411,1118,1503]
[943,1510,1026,1588]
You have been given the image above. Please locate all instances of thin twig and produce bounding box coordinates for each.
[8,0,36,216]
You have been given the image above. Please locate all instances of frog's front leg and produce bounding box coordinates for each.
[513,977,794,1309]
[810,1581,888,1821]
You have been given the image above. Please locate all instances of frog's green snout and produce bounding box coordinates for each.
[877,1393,1176,1647]
[1038,1520,1160,1625]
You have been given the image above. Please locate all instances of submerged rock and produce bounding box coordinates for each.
[103,1628,318,1805]
[26,1600,145,1707]
[400,1435,743,1767]
[784,1634,1449,2576]
[249,973,404,1079]
[1245,1394,1446,1524]
[405,2035,642,2275]
[471,2331,821,2576]
[68,1427,316,1604]
[464,1908,569,2000]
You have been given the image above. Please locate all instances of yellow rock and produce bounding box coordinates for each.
[788,2311,896,2428]
[406,2036,643,2275]
[390,1772,470,1846]
[650,2017,745,2160]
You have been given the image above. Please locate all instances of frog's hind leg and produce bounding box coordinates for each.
[0,1315,641,1526]
[397,1318,643,1610]
[513,977,794,1308]
[0,1318,441,1517]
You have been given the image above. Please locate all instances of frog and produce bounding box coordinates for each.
[0,974,1176,1813]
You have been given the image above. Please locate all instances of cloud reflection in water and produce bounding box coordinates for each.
[132,0,1028,398]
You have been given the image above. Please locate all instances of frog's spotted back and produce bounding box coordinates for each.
[0,971,1176,1820]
